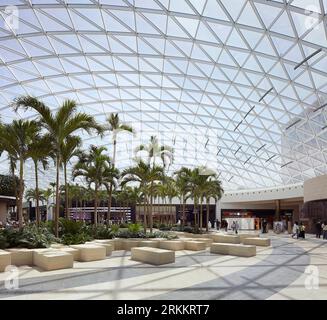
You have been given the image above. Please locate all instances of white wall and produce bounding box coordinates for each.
[304,174,327,202]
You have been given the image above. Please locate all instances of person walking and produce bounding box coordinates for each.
[291,221,299,239]
[231,221,236,233]
[299,222,306,239]
[315,221,322,238]
[323,222,327,240]
[262,219,267,234]
[235,220,239,235]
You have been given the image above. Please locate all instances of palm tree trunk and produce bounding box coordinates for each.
[143,200,147,233]
[34,161,40,226]
[18,157,24,229]
[200,198,203,231]
[64,164,69,220]
[193,200,197,227]
[55,155,60,237]
[206,197,209,232]
[106,184,113,225]
[182,194,186,228]
[150,183,154,234]
[94,185,98,226]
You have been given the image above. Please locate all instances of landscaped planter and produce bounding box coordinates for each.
[6,248,33,266]
[131,247,175,265]
[70,244,106,262]
[159,240,185,251]
[0,249,11,272]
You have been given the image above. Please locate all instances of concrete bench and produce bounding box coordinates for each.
[6,248,33,266]
[121,239,140,251]
[159,240,185,251]
[192,238,213,247]
[138,240,159,248]
[94,239,116,251]
[70,244,106,262]
[114,239,123,250]
[86,242,113,256]
[239,233,259,242]
[131,247,175,265]
[243,237,271,247]
[57,247,80,260]
[50,243,65,249]
[210,243,256,257]
[34,250,74,271]
[184,241,206,251]
[212,234,240,244]
[0,249,11,272]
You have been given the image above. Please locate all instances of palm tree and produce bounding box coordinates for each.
[0,119,40,229]
[105,113,134,222]
[135,136,173,169]
[29,134,52,225]
[73,146,111,226]
[25,188,46,222]
[174,167,192,227]
[121,161,164,233]
[103,165,120,224]
[60,135,82,219]
[14,96,103,236]
[204,179,224,232]
[43,187,53,221]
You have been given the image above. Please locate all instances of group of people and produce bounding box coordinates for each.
[315,221,327,239]
[292,221,306,239]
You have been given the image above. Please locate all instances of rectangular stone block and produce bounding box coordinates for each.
[121,239,140,251]
[0,249,11,272]
[131,247,175,265]
[212,234,240,244]
[70,244,106,262]
[114,239,123,250]
[58,247,80,260]
[34,250,74,271]
[229,244,256,257]
[210,243,256,257]
[243,237,271,247]
[239,233,259,242]
[185,241,206,251]
[138,240,159,248]
[159,240,185,251]
[86,241,113,256]
[192,238,213,247]
[6,248,33,266]
[94,239,116,251]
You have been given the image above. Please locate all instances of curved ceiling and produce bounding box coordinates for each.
[0,0,327,190]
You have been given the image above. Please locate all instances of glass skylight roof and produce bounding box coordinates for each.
[0,0,327,190]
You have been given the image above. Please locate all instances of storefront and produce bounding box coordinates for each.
[222,209,293,231]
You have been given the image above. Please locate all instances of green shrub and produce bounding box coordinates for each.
[59,218,85,236]
[0,225,57,249]
[119,223,129,228]
[159,223,172,231]
[110,224,119,233]
[127,223,141,234]
[61,233,91,245]
[87,225,114,239]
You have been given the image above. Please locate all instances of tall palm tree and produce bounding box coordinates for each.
[25,188,46,222]
[121,161,164,233]
[135,136,173,169]
[175,167,192,227]
[105,113,134,222]
[187,167,216,231]
[73,146,111,226]
[0,119,40,229]
[29,135,52,225]
[14,96,103,236]
[43,187,53,221]
[103,165,120,224]
[60,135,82,219]
[204,179,224,232]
